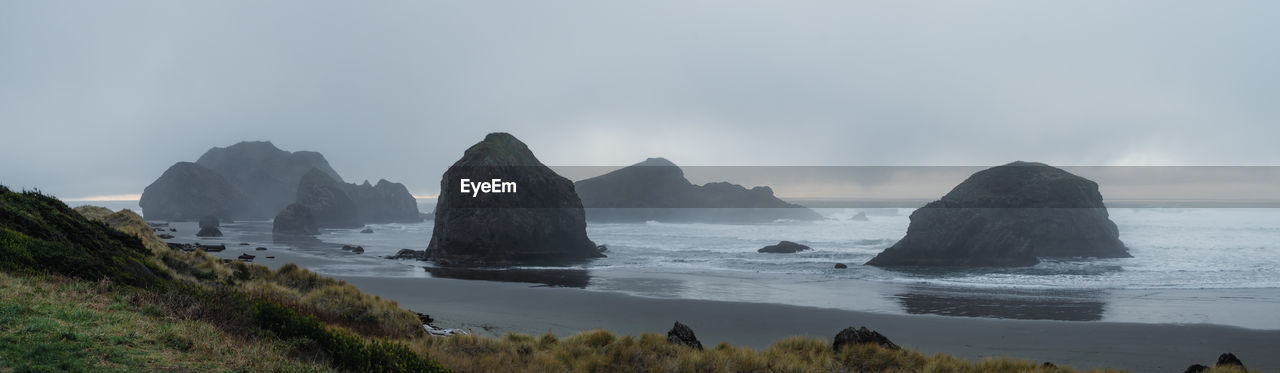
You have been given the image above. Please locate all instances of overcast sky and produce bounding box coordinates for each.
[1,1,1277,200]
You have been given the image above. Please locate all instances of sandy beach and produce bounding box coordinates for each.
[216,247,1280,372]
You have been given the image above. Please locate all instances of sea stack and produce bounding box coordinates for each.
[574,157,823,222]
[426,132,601,265]
[295,168,363,228]
[272,203,320,236]
[866,161,1129,267]
[139,162,247,221]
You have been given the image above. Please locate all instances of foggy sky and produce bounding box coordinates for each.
[2,1,1278,200]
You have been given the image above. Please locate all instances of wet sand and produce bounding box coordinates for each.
[214,248,1280,372]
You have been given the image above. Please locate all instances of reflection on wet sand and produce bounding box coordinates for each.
[894,286,1106,321]
[425,267,591,288]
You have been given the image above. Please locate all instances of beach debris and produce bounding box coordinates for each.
[424,324,468,337]
[667,321,703,350]
[388,249,428,260]
[758,241,811,254]
[361,227,374,234]
[255,247,268,251]
[342,245,365,254]
[834,263,848,269]
[237,253,255,261]
[833,326,899,351]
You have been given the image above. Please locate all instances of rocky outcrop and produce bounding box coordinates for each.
[195,141,343,219]
[388,249,428,260]
[343,180,422,223]
[758,241,811,253]
[272,203,320,236]
[73,206,169,253]
[426,133,601,265]
[575,158,824,223]
[296,169,362,228]
[866,162,1129,267]
[667,322,703,350]
[833,326,898,351]
[196,215,223,237]
[140,162,248,221]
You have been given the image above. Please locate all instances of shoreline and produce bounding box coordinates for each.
[216,246,1280,372]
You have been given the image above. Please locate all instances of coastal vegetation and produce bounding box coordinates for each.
[0,185,1257,372]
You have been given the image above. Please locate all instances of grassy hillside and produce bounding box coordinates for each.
[0,185,1257,372]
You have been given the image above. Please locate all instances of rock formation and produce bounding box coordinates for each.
[196,215,223,237]
[574,157,824,223]
[343,180,422,223]
[758,241,811,253]
[866,162,1129,267]
[140,162,248,221]
[195,141,343,218]
[295,169,362,228]
[666,321,703,350]
[426,132,602,265]
[142,141,419,224]
[272,203,320,236]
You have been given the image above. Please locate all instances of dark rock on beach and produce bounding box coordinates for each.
[866,161,1129,267]
[272,203,320,236]
[575,157,823,223]
[833,326,899,351]
[834,263,848,269]
[426,133,602,265]
[1217,353,1245,368]
[296,169,362,228]
[140,162,248,221]
[237,253,255,261]
[758,241,811,254]
[667,321,703,350]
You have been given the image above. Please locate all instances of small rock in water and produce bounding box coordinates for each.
[342,245,365,254]
[265,256,275,259]
[360,227,374,234]
[667,321,703,350]
[255,247,268,251]
[758,241,811,254]
[239,242,249,246]
[169,227,176,232]
[237,253,255,261]
[158,234,174,239]
[834,263,848,269]
[388,249,428,260]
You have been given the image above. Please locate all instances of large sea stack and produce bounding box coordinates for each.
[194,141,342,218]
[140,162,248,221]
[295,169,363,228]
[426,132,601,265]
[574,157,823,222]
[141,141,420,223]
[866,161,1129,267]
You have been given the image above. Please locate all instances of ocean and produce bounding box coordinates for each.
[80,200,1280,329]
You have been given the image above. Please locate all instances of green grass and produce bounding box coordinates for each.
[0,272,331,372]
